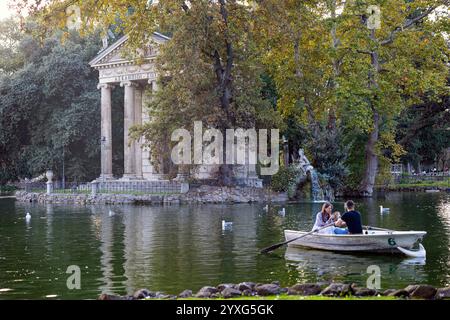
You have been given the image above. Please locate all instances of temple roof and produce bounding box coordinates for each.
[89,32,170,69]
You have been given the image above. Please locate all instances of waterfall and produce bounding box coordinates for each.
[296,148,328,202]
[309,169,325,202]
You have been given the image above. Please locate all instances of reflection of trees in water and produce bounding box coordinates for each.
[427,195,450,286]
[285,247,427,289]
[436,197,450,226]
[91,194,450,294]
[8,195,449,297]
[97,204,262,294]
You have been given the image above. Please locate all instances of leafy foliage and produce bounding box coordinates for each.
[270,165,301,193]
[2,1,449,196]
[306,125,350,191]
[0,24,123,184]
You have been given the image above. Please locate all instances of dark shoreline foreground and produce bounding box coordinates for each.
[98,281,450,300]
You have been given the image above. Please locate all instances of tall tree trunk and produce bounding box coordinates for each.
[219,138,234,186]
[216,0,234,186]
[294,36,319,137]
[359,31,381,197]
[359,111,379,196]
[327,0,339,133]
[356,4,437,196]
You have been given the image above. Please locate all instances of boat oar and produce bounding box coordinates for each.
[260,223,334,254]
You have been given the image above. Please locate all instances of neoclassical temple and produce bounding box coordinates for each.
[90,33,168,181]
[90,33,262,188]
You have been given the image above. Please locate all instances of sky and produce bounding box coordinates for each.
[0,0,14,20]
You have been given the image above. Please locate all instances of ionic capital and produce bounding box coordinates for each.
[97,83,115,90]
[120,81,139,88]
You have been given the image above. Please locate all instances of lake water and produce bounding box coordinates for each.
[0,192,449,299]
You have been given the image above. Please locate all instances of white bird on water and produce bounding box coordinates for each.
[263,204,269,212]
[380,205,390,214]
[278,207,286,217]
[108,210,115,217]
[222,220,233,230]
[25,212,31,222]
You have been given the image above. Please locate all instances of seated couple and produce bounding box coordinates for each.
[312,200,362,235]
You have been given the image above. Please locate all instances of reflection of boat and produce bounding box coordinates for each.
[284,247,427,281]
[400,257,426,266]
[285,246,374,264]
[284,229,426,254]
[285,246,398,267]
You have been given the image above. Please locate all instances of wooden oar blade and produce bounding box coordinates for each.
[260,242,285,254]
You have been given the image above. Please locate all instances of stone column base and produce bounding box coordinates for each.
[98,174,114,181]
[120,174,140,181]
[146,173,166,181]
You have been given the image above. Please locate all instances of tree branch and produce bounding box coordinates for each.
[213,49,224,85]
[218,0,233,84]
[357,49,372,55]
[217,0,233,110]
[380,6,438,46]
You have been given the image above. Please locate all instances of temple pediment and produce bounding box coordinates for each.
[90,32,170,84]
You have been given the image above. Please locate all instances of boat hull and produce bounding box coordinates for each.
[284,229,426,253]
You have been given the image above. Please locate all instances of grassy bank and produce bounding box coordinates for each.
[381,180,449,191]
[0,185,17,196]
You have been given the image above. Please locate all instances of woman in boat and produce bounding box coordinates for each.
[312,202,337,234]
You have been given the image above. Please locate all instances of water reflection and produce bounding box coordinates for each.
[98,207,115,295]
[46,204,53,253]
[0,192,449,298]
[285,246,427,287]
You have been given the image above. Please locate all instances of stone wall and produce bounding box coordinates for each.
[15,186,288,205]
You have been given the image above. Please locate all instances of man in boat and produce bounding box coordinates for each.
[333,200,363,235]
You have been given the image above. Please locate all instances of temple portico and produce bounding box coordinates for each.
[90,33,262,187]
[90,33,168,181]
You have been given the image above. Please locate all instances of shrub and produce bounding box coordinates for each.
[0,185,17,194]
[270,165,300,192]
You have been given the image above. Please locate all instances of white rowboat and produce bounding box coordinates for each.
[284,229,426,254]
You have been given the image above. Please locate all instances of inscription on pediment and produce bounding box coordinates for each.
[98,63,157,84]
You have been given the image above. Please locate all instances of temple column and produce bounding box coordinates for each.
[121,81,138,179]
[98,83,114,180]
[135,85,143,180]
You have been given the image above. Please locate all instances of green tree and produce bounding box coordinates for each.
[11,0,450,195]
[0,18,24,75]
[137,1,280,183]
[396,88,450,171]
[256,0,448,196]
[338,0,448,195]
[15,0,283,185]
[0,24,124,184]
[255,0,350,190]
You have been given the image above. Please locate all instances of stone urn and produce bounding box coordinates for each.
[46,170,54,182]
